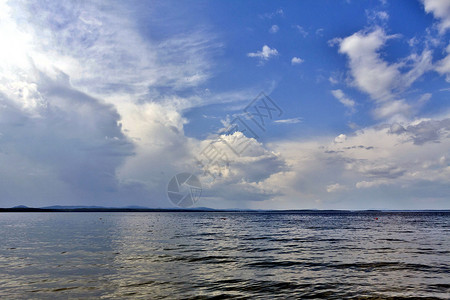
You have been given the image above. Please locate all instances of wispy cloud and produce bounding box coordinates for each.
[326,183,347,193]
[435,44,450,82]
[315,28,324,37]
[260,8,284,19]
[293,25,308,37]
[331,89,356,113]
[274,117,302,124]
[366,10,389,24]
[269,25,279,34]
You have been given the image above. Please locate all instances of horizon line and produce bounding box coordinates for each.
[1,206,449,213]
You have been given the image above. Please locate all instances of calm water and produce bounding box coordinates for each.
[0,212,448,299]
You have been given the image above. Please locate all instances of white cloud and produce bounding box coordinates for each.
[0,0,225,207]
[260,8,284,19]
[336,28,432,119]
[422,0,450,34]
[269,25,279,34]
[377,11,389,20]
[291,57,304,65]
[258,116,450,209]
[436,44,450,82]
[334,134,347,143]
[374,100,411,120]
[192,132,287,207]
[326,183,347,193]
[315,28,324,36]
[355,180,388,189]
[366,10,389,23]
[0,69,146,207]
[338,29,397,101]
[186,115,450,209]
[408,37,419,47]
[418,93,432,104]
[329,76,339,85]
[247,45,279,62]
[274,118,302,124]
[0,1,448,210]
[331,89,356,112]
[0,0,289,209]
[294,25,308,37]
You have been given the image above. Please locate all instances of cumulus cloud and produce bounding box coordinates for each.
[422,0,450,34]
[247,45,279,63]
[257,116,450,209]
[335,28,432,119]
[334,134,347,143]
[192,132,287,208]
[291,57,304,65]
[192,115,450,209]
[338,29,400,101]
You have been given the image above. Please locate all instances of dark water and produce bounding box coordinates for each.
[0,212,449,299]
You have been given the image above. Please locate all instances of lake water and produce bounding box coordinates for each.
[0,212,448,299]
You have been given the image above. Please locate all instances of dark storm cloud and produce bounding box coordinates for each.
[0,69,145,205]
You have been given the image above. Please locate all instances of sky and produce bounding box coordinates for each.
[0,0,449,210]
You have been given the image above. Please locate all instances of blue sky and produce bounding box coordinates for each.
[0,0,449,209]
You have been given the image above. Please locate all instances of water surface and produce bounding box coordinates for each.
[0,212,448,299]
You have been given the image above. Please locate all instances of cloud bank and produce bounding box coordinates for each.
[0,0,448,210]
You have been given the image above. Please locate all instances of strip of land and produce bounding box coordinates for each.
[0,206,448,213]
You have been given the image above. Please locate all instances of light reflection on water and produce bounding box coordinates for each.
[0,212,449,299]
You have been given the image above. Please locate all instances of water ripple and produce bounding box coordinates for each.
[0,212,448,299]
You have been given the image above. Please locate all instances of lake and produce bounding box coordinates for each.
[0,212,448,299]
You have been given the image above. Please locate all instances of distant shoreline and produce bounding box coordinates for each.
[0,207,449,213]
